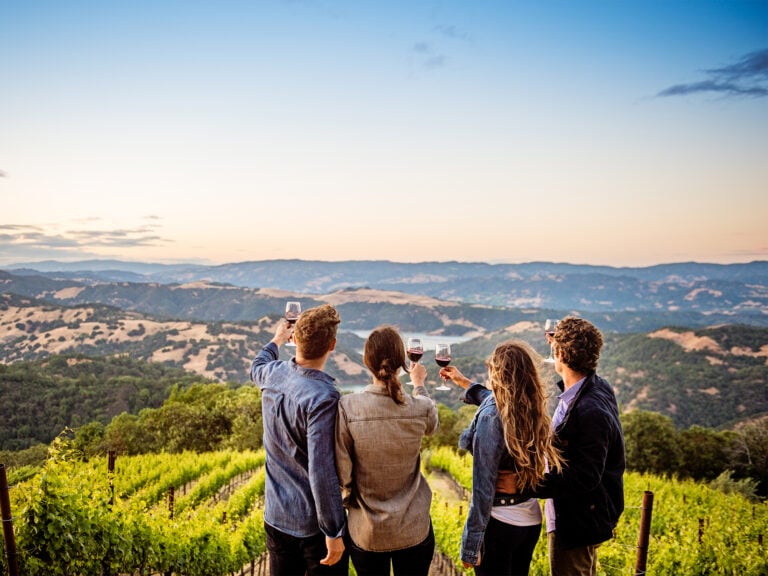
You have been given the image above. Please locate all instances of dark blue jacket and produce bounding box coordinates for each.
[464,373,625,549]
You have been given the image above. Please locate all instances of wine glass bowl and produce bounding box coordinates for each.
[285,301,301,347]
[406,338,424,364]
[434,343,451,390]
[543,318,558,363]
[405,337,424,386]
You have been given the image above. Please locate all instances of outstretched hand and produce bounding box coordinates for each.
[271,319,294,347]
[439,366,471,389]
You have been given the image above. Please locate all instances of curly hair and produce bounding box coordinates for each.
[552,316,603,374]
[488,340,563,491]
[363,325,408,405]
[294,304,340,360]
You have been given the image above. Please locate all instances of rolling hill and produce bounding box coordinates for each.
[2,288,767,431]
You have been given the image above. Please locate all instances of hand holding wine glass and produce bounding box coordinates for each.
[543,318,558,363]
[439,365,472,389]
[405,337,424,386]
[434,343,451,391]
[285,301,301,347]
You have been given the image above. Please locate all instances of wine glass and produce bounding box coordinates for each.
[405,337,424,386]
[285,301,301,347]
[434,343,451,391]
[543,319,559,363]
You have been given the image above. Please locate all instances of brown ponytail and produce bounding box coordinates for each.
[363,325,408,405]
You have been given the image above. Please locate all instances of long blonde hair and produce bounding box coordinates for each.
[488,340,564,491]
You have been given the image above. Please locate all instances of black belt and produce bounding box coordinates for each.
[493,493,529,506]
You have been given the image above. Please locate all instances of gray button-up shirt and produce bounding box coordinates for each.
[335,384,438,551]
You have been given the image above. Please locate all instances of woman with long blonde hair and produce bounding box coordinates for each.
[440,340,563,575]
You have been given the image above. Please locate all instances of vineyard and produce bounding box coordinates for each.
[2,442,767,575]
[426,447,768,575]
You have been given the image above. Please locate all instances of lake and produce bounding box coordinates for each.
[343,330,474,349]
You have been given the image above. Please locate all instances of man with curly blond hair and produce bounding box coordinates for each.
[250,303,348,576]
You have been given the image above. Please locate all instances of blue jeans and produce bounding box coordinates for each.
[265,522,349,576]
[474,518,541,576]
[347,522,435,576]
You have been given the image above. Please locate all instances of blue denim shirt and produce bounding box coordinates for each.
[458,385,507,565]
[250,342,346,539]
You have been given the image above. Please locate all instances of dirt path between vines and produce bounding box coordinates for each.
[427,469,468,503]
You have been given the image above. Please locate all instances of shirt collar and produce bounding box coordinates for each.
[363,383,390,395]
[558,376,587,403]
[289,357,336,383]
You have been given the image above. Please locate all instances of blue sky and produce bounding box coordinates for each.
[1,0,767,267]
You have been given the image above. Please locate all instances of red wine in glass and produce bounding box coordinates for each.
[408,350,424,363]
[406,337,423,385]
[285,301,301,347]
[543,319,558,363]
[407,337,424,363]
[435,343,451,390]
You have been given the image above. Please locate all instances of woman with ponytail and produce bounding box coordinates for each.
[440,340,564,576]
[335,325,439,576]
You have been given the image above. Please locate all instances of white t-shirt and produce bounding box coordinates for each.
[491,498,542,526]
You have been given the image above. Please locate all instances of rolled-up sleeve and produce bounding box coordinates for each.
[462,382,491,406]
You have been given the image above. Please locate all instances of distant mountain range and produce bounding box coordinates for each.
[6,258,768,326]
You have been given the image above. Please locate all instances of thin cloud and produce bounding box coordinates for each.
[658,80,768,97]
[69,227,164,247]
[411,42,448,70]
[657,48,768,98]
[707,49,768,81]
[433,24,471,42]
[0,221,170,264]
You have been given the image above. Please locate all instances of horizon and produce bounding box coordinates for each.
[3,255,767,271]
[2,1,767,268]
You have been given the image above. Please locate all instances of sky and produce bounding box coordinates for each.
[1,0,767,268]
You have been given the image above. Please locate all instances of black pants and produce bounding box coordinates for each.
[264,522,349,576]
[347,522,435,576]
[474,517,541,576]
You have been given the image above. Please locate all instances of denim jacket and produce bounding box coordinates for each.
[250,342,346,539]
[458,386,510,565]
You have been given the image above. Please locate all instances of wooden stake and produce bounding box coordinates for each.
[634,490,654,576]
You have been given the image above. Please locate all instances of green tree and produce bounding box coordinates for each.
[103,413,154,454]
[728,415,768,496]
[677,425,732,481]
[622,410,682,475]
[73,421,106,458]
[423,404,475,450]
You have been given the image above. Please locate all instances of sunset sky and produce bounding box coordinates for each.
[1,1,767,268]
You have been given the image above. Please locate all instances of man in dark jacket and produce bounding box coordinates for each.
[534,316,625,575]
[475,317,625,576]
